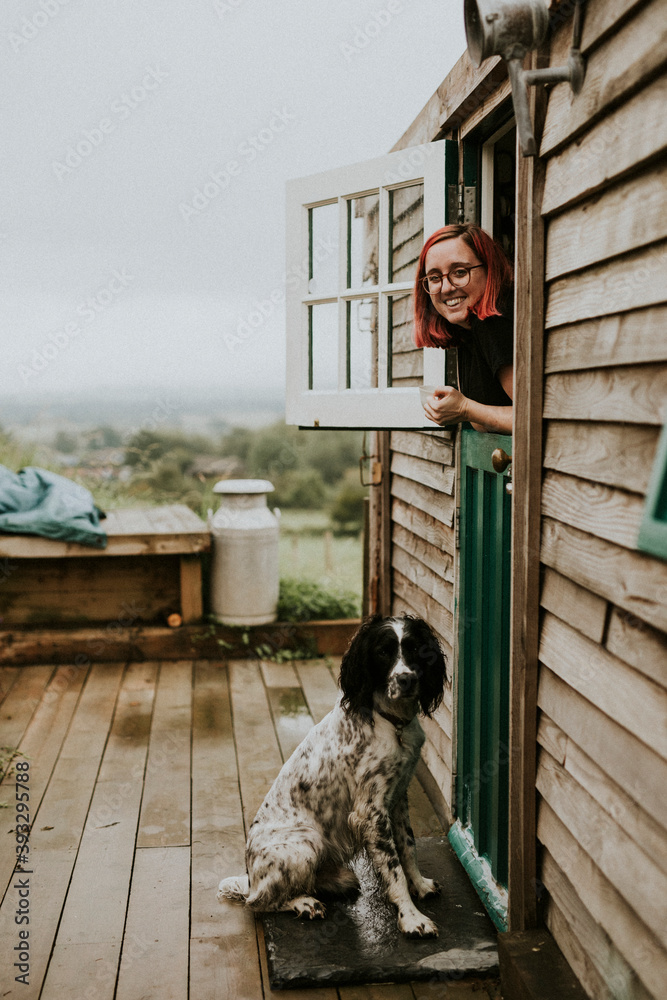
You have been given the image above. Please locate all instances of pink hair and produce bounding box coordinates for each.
[413,224,513,349]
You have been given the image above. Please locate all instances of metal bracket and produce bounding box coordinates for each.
[508,0,586,155]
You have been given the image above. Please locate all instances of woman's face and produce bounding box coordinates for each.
[423,236,487,329]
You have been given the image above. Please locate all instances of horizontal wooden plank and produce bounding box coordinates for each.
[539,566,607,644]
[605,607,667,689]
[391,474,456,527]
[579,0,648,52]
[540,0,667,157]
[538,714,667,877]
[392,522,454,584]
[392,569,454,646]
[539,610,667,758]
[544,305,667,374]
[421,714,452,774]
[546,241,667,328]
[546,162,667,281]
[542,74,667,215]
[541,470,644,550]
[540,516,667,632]
[537,749,667,949]
[538,665,667,830]
[391,544,454,612]
[0,504,210,558]
[420,735,453,814]
[543,364,667,425]
[390,429,454,463]
[543,421,659,494]
[541,846,659,1000]
[392,351,423,380]
[391,497,455,556]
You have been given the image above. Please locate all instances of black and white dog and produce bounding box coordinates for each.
[218,614,447,938]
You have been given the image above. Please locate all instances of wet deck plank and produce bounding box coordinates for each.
[0,657,501,999]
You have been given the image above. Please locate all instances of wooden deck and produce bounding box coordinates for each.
[0,658,501,999]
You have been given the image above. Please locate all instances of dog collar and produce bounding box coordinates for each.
[376,709,409,744]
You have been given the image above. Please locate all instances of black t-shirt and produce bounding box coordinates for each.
[456,296,514,407]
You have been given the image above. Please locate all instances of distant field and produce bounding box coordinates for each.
[277,509,363,599]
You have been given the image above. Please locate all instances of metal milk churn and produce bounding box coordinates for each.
[208,479,280,626]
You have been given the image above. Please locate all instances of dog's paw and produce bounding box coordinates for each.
[290,895,326,920]
[411,876,441,900]
[398,908,439,938]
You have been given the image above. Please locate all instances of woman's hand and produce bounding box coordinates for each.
[422,383,513,434]
[423,386,469,426]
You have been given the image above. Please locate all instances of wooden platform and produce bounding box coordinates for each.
[0,658,501,999]
[0,505,209,626]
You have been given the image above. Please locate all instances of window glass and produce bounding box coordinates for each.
[388,292,421,386]
[309,203,338,296]
[389,183,424,283]
[348,194,379,289]
[347,298,378,390]
[309,303,338,390]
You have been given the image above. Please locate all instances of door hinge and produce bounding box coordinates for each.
[455,507,461,549]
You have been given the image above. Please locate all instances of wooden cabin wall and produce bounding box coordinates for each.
[390,427,456,820]
[535,1,667,997]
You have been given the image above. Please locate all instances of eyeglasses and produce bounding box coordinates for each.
[421,264,484,294]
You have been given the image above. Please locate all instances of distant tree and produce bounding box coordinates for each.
[219,426,253,463]
[54,430,78,454]
[330,481,367,533]
[302,430,363,484]
[124,429,213,468]
[273,469,327,509]
[88,425,123,448]
[247,422,302,479]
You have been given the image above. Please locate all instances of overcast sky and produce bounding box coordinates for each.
[1,0,467,406]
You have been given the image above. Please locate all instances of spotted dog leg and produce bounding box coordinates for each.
[392,795,440,901]
[351,804,438,938]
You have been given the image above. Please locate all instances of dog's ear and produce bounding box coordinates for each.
[339,615,382,720]
[407,616,448,717]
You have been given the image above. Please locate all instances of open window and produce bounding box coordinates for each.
[285,140,452,428]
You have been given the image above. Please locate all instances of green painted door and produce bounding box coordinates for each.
[449,427,512,931]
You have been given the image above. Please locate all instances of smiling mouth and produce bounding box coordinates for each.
[443,296,466,308]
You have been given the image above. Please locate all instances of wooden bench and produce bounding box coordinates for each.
[0,504,210,627]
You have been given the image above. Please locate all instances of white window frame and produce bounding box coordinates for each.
[286,140,449,428]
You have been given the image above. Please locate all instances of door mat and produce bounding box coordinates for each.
[262,836,498,990]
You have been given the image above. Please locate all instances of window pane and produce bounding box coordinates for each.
[347,297,378,390]
[309,302,338,390]
[389,183,424,283]
[388,292,420,387]
[347,194,379,289]
[309,203,339,296]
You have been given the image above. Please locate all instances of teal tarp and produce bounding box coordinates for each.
[0,466,107,548]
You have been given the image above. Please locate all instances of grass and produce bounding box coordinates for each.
[278,508,363,599]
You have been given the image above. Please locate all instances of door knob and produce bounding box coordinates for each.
[491,448,512,474]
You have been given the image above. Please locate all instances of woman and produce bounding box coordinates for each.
[413,223,514,434]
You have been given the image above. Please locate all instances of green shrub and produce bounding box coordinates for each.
[277,577,360,622]
[330,481,367,534]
